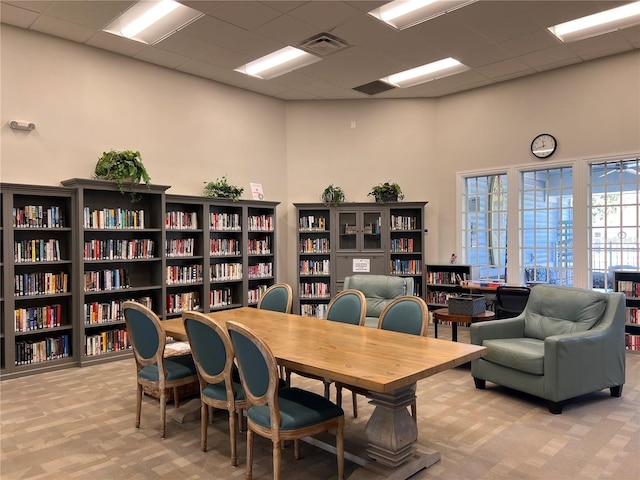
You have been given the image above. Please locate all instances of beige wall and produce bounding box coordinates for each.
[2,25,639,287]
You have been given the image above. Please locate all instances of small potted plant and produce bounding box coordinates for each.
[321,184,345,207]
[368,181,404,203]
[203,176,244,202]
[94,149,151,200]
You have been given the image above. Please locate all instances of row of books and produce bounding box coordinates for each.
[83,207,145,229]
[625,307,638,324]
[248,238,271,255]
[390,215,418,230]
[84,268,129,292]
[83,297,152,324]
[166,264,203,285]
[248,215,273,231]
[390,259,422,275]
[390,238,416,253]
[625,333,640,351]
[300,303,327,318]
[13,205,65,228]
[248,262,273,278]
[84,238,155,260]
[299,282,330,298]
[14,304,62,332]
[211,262,243,281]
[166,291,200,314]
[248,284,269,304]
[617,281,640,298]
[210,287,234,308]
[299,237,329,253]
[299,215,327,231]
[300,259,330,275]
[166,211,198,230]
[15,334,70,365]
[427,290,462,305]
[85,329,130,356]
[210,212,241,231]
[210,238,241,256]
[14,239,61,262]
[427,271,469,285]
[14,272,69,296]
[165,238,195,257]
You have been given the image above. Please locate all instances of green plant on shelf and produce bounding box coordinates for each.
[94,149,151,201]
[203,176,244,202]
[368,181,404,203]
[321,184,345,207]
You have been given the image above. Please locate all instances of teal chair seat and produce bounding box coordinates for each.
[248,387,344,430]
[138,355,196,381]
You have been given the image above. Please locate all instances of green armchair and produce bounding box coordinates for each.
[471,284,626,414]
[343,274,414,327]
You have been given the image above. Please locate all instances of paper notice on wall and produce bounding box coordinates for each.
[353,258,370,273]
[250,183,264,200]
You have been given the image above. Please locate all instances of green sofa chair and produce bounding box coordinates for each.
[343,274,414,327]
[471,284,626,414]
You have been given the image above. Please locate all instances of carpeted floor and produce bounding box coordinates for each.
[1,325,639,479]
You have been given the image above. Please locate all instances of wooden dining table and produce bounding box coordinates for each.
[162,307,486,479]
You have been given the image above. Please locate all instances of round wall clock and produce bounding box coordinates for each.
[531,133,557,159]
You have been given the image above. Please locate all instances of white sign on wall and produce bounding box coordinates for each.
[352,258,370,273]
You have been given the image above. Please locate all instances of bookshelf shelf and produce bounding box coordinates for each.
[614,270,640,352]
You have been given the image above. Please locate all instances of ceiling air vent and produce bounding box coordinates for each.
[353,80,396,96]
[299,32,349,56]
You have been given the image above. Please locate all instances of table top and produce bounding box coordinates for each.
[162,307,486,394]
[432,308,496,323]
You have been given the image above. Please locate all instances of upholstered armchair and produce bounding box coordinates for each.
[471,284,626,414]
[343,274,414,327]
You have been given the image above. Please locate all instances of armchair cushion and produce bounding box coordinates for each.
[483,338,544,375]
[344,275,414,327]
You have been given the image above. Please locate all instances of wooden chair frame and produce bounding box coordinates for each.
[227,320,345,480]
[122,301,198,438]
[257,283,293,313]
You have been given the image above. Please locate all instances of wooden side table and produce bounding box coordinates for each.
[432,308,496,342]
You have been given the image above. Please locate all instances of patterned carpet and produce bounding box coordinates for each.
[1,326,639,480]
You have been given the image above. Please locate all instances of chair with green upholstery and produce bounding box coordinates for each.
[183,311,247,466]
[226,320,345,480]
[122,301,198,439]
[336,296,428,418]
[258,283,293,313]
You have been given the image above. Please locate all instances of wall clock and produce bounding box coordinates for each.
[531,133,557,159]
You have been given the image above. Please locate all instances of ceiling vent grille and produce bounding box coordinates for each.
[299,32,349,56]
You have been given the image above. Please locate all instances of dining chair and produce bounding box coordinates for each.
[494,286,531,319]
[226,320,345,480]
[286,289,366,395]
[122,301,198,439]
[258,283,293,313]
[183,311,247,466]
[336,296,428,419]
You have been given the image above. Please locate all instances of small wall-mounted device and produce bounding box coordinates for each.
[9,120,36,131]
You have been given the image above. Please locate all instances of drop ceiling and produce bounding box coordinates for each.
[1,1,639,100]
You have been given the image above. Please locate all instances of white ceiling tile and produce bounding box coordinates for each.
[0,2,39,28]
[570,31,636,59]
[86,30,147,57]
[252,13,319,46]
[31,14,96,42]
[3,1,54,14]
[500,30,560,57]
[477,58,534,79]
[176,59,227,79]
[287,1,363,31]
[133,47,190,69]
[208,1,282,30]
[518,45,578,70]
[154,32,217,60]
[43,0,118,29]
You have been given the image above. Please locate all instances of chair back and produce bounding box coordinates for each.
[227,320,281,425]
[495,286,531,319]
[258,283,293,313]
[326,289,366,325]
[183,311,235,392]
[377,296,428,336]
[122,301,164,368]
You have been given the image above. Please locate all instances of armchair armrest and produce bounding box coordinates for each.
[470,315,525,346]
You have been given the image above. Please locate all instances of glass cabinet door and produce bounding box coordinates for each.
[337,209,383,251]
[338,211,357,250]
[362,210,382,250]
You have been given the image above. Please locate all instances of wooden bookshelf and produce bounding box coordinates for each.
[613,270,640,352]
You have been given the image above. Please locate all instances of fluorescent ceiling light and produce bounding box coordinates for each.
[369,0,478,30]
[103,0,203,45]
[235,46,321,80]
[381,57,470,88]
[548,1,640,43]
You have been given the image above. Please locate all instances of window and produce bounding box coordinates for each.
[589,157,640,289]
[461,174,507,281]
[520,167,574,286]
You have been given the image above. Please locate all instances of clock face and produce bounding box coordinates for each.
[531,134,557,159]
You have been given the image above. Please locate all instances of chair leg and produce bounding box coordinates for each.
[548,401,563,414]
[336,384,343,408]
[336,421,345,480]
[273,438,282,480]
[610,385,623,397]
[352,391,358,418]
[160,389,167,438]
[473,377,486,389]
[324,380,331,399]
[246,429,254,480]
[411,400,417,421]
[293,438,300,460]
[173,387,180,408]
[200,400,208,452]
[229,409,238,466]
[135,383,142,428]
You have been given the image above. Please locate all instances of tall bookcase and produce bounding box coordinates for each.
[294,202,427,316]
[613,270,640,352]
[1,183,77,377]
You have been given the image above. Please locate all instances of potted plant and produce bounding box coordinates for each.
[94,149,151,200]
[203,176,244,202]
[368,181,404,203]
[321,184,345,207]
